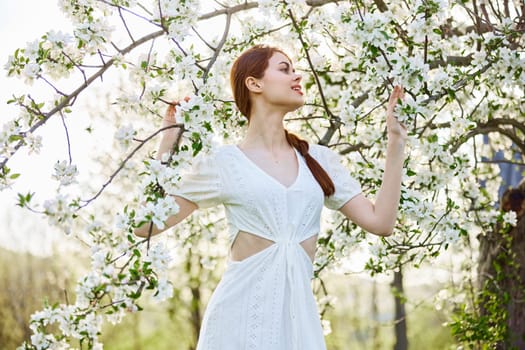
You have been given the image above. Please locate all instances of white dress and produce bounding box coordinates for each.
[175,144,361,350]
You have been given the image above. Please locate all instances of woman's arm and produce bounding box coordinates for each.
[134,99,197,238]
[339,86,407,236]
[134,196,197,237]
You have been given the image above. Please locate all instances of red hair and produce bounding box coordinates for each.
[230,45,335,196]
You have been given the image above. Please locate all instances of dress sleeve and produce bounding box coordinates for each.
[174,151,224,209]
[312,145,362,210]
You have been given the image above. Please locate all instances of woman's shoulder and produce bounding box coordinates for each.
[212,144,238,158]
[308,144,348,169]
[308,143,331,160]
[216,143,237,152]
[197,144,240,166]
[195,144,235,157]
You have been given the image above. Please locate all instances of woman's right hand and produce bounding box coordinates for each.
[162,102,178,127]
[162,96,190,127]
[156,97,189,161]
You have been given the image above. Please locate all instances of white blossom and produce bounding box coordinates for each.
[25,133,43,154]
[52,160,79,186]
[155,0,200,42]
[114,124,136,149]
[135,195,180,230]
[321,319,332,336]
[106,308,126,325]
[144,243,173,272]
[152,277,174,302]
[42,194,76,234]
[54,305,77,337]
[0,121,21,158]
[75,272,103,308]
[74,18,114,53]
[29,333,53,350]
[24,39,40,61]
[200,255,217,270]
[22,63,41,83]
[114,211,133,231]
[77,312,103,340]
[91,247,109,271]
[502,211,518,227]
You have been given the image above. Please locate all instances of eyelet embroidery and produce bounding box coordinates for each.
[194,145,350,350]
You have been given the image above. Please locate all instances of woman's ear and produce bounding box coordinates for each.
[245,76,262,93]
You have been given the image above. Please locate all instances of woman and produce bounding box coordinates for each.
[136,44,406,350]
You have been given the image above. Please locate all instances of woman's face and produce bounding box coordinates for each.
[257,52,304,112]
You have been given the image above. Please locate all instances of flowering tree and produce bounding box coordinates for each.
[2,0,524,348]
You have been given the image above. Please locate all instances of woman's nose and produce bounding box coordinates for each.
[294,73,302,82]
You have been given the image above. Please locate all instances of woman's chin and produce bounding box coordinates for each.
[288,98,305,112]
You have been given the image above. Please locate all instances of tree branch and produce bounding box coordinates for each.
[199,2,258,20]
[451,125,525,155]
[428,55,474,69]
[305,0,340,7]
[373,0,388,12]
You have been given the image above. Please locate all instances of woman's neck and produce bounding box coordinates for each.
[240,104,290,151]
[240,110,290,151]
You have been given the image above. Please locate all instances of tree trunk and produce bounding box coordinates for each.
[132,312,142,350]
[185,248,202,350]
[392,268,408,350]
[371,280,382,349]
[506,217,525,348]
[478,214,525,349]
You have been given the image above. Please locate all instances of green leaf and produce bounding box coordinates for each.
[16,191,33,207]
[406,169,417,176]
[427,134,438,143]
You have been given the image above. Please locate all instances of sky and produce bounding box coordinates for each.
[0,1,70,62]
[0,0,74,255]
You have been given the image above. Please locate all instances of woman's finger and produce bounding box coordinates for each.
[164,96,190,123]
[164,101,180,123]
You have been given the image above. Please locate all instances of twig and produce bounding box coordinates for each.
[138,38,157,100]
[79,124,185,207]
[60,111,73,164]
[39,76,68,97]
[118,7,135,42]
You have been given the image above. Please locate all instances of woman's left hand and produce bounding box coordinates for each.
[386,85,407,141]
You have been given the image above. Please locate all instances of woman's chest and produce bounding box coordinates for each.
[219,148,324,214]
